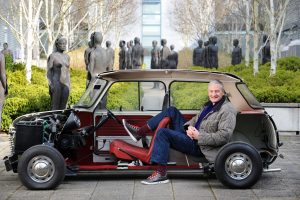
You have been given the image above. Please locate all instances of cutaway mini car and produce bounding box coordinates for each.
[4,70,282,190]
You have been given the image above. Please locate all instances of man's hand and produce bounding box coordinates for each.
[186,126,200,140]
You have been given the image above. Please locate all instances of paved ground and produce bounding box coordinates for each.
[0,133,299,200]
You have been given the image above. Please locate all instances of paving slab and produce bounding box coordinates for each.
[0,134,299,200]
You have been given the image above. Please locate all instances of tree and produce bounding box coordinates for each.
[0,0,27,61]
[258,0,290,75]
[87,0,138,45]
[24,0,43,82]
[170,0,216,45]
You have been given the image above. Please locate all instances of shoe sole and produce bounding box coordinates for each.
[141,179,169,185]
[122,119,138,142]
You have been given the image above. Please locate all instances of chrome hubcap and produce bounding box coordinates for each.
[27,155,55,183]
[225,152,252,180]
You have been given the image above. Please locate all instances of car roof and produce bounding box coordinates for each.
[98,69,243,83]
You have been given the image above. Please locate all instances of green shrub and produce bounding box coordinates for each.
[191,57,300,103]
[2,63,86,131]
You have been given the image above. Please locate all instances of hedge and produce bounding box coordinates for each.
[1,56,300,131]
[192,56,300,103]
[2,62,86,131]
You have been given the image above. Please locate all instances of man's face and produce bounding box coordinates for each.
[208,83,224,104]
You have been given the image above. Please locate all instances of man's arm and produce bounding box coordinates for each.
[183,113,200,130]
[198,109,237,146]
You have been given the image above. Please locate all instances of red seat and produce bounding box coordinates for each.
[110,117,171,164]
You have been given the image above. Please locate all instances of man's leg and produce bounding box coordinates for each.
[123,106,186,142]
[147,106,186,132]
[151,128,201,165]
[141,128,201,185]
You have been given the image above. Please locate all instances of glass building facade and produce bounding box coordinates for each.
[142,0,161,68]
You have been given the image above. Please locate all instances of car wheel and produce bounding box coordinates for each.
[214,142,263,189]
[18,145,66,190]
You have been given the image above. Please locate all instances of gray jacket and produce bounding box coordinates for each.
[184,98,237,162]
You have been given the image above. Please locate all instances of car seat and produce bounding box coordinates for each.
[109,117,171,164]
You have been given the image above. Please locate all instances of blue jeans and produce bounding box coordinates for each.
[147,107,202,165]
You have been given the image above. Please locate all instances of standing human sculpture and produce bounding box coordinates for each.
[84,34,95,87]
[126,41,133,69]
[262,35,271,65]
[132,37,144,69]
[193,39,204,66]
[208,36,218,69]
[1,43,13,61]
[231,39,242,65]
[168,45,178,69]
[160,39,171,69]
[151,40,160,70]
[203,41,210,68]
[88,32,109,84]
[119,40,127,70]
[47,37,70,110]
[151,40,160,88]
[0,52,7,128]
[106,40,115,71]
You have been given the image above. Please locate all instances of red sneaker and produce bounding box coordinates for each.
[141,170,169,185]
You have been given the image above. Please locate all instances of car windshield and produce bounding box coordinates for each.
[75,79,107,108]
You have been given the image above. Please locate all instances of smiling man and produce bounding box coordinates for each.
[122,80,237,185]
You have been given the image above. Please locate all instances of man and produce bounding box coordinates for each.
[122,80,237,185]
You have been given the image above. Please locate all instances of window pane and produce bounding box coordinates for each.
[237,83,263,109]
[143,4,160,14]
[170,82,209,110]
[106,82,139,111]
[143,25,160,36]
[143,15,160,25]
[140,82,165,111]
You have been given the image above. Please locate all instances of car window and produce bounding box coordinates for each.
[106,81,165,111]
[75,79,107,108]
[236,83,263,109]
[170,81,209,110]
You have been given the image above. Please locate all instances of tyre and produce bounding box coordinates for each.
[17,145,66,190]
[214,142,263,189]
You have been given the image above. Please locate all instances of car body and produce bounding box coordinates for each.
[4,69,281,189]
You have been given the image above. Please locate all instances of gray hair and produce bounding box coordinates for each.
[208,80,225,92]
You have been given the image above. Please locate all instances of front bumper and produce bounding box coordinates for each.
[3,154,18,173]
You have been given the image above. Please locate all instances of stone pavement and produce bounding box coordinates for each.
[0,133,299,200]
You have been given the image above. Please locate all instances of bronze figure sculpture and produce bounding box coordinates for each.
[132,37,144,69]
[47,37,70,110]
[231,39,242,65]
[193,39,204,66]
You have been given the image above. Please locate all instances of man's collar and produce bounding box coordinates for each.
[204,96,226,112]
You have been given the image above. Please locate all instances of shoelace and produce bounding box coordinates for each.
[128,123,139,130]
[148,171,159,180]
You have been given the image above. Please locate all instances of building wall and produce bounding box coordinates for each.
[0,21,20,60]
